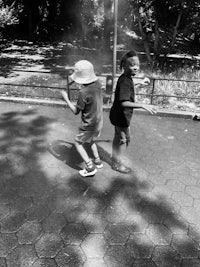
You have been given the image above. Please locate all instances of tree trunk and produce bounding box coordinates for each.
[103,0,113,52]
[138,14,152,65]
[153,21,160,69]
[28,8,33,39]
[171,9,183,48]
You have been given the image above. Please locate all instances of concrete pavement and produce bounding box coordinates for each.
[0,102,200,266]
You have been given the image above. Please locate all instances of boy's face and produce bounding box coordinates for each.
[124,56,140,76]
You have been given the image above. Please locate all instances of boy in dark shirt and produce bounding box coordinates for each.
[61,60,103,177]
[110,50,156,174]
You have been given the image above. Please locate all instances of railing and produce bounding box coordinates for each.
[0,69,200,105]
[148,77,200,105]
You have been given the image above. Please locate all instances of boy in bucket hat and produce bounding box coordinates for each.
[61,60,103,177]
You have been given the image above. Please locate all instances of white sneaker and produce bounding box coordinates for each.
[93,158,103,169]
[79,166,97,177]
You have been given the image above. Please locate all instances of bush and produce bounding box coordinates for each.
[136,66,200,110]
[0,0,19,29]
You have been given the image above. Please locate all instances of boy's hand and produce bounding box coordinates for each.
[141,77,150,86]
[142,104,157,114]
[61,90,69,102]
[134,77,150,87]
[61,89,77,114]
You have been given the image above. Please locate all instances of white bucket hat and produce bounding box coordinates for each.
[70,60,98,84]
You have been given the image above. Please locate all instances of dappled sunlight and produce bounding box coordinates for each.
[38,152,63,182]
[81,233,107,259]
[0,104,199,265]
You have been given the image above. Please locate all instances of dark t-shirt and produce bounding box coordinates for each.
[76,80,103,131]
[109,74,135,127]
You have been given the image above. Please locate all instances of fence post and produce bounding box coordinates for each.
[105,75,113,104]
[66,74,70,100]
[150,78,155,104]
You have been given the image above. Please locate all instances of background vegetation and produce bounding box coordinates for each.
[0,0,200,111]
[0,0,200,68]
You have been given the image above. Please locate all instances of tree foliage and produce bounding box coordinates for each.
[0,0,20,28]
[128,0,200,66]
[0,0,200,67]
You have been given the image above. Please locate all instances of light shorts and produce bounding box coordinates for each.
[75,129,101,144]
[114,126,130,146]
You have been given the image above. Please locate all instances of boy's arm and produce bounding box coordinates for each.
[61,90,79,115]
[122,101,157,114]
[133,77,150,86]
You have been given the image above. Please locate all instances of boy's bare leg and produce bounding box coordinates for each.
[74,141,91,166]
[91,142,99,159]
[112,139,126,164]
[112,134,121,163]
[90,141,103,168]
[112,139,131,173]
[75,141,97,177]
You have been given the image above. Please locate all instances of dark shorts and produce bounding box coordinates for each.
[114,126,130,145]
[75,130,101,144]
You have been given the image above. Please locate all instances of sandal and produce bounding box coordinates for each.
[112,162,132,174]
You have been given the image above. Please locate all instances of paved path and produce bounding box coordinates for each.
[0,102,200,267]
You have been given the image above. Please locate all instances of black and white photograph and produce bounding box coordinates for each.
[0,0,200,266]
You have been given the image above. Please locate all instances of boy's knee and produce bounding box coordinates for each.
[119,137,130,145]
[90,140,96,145]
[114,126,130,145]
[74,138,83,146]
[119,138,127,145]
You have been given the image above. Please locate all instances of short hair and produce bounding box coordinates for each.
[120,50,138,70]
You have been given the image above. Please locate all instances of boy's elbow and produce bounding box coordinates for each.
[121,101,129,107]
[121,102,126,107]
[74,108,80,115]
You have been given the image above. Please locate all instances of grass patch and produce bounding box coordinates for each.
[0,41,200,112]
[136,67,200,112]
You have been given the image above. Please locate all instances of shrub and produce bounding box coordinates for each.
[0,0,19,28]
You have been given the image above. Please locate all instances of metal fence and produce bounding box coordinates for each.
[147,77,200,105]
[0,69,200,106]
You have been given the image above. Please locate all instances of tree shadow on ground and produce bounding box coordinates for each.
[0,41,99,72]
[0,57,44,78]
[0,41,110,103]
[48,139,112,170]
[0,106,199,266]
[0,40,106,80]
[0,107,91,266]
[48,140,82,170]
[67,172,200,266]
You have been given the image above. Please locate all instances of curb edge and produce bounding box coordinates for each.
[0,96,195,119]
